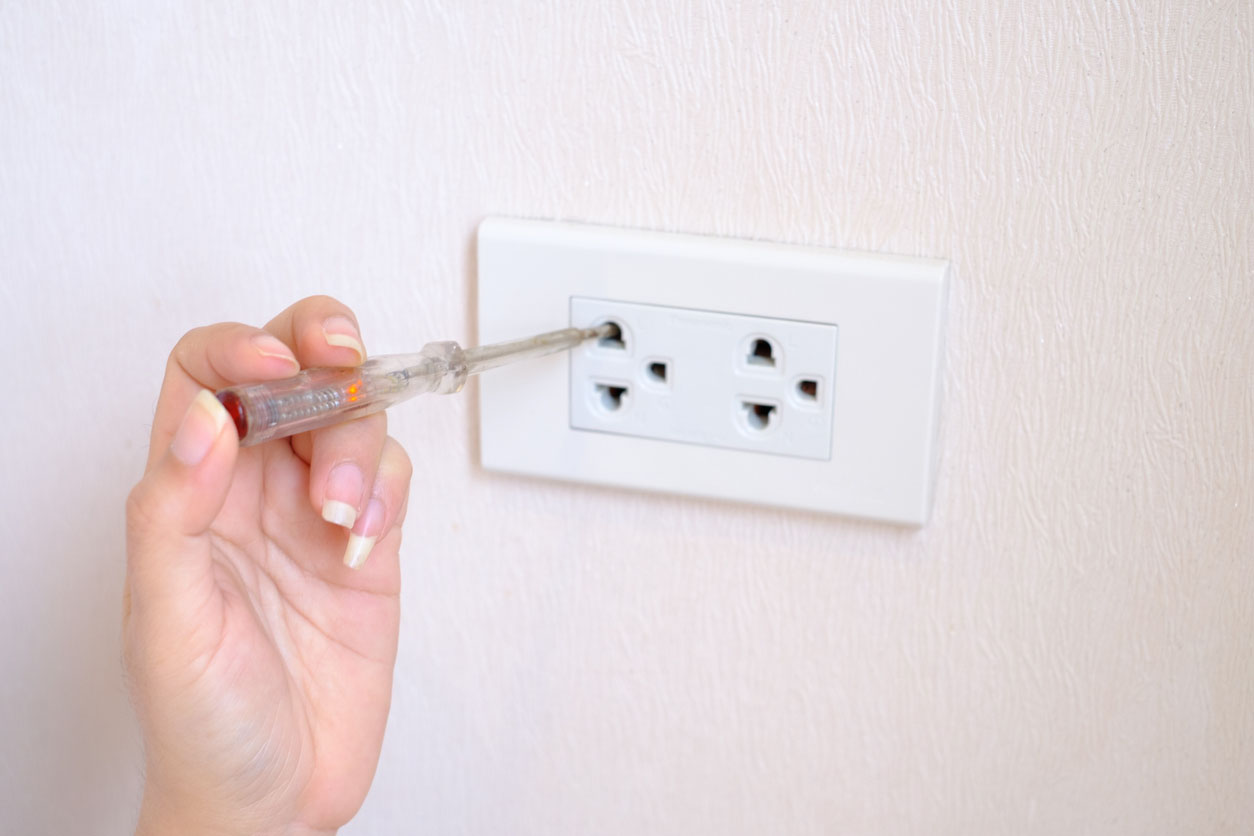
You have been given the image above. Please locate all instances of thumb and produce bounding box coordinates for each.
[126,390,238,595]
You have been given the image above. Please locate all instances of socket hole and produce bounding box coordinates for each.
[597,321,626,351]
[797,379,819,402]
[595,383,628,412]
[741,401,776,432]
[747,338,776,368]
[647,361,668,384]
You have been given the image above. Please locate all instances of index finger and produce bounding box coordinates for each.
[262,294,368,370]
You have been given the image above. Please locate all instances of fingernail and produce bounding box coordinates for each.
[321,462,363,529]
[344,498,385,569]
[322,316,365,363]
[251,333,299,370]
[171,390,229,467]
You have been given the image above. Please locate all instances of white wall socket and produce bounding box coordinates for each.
[569,298,839,460]
[477,218,949,525]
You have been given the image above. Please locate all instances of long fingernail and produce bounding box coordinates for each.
[251,333,300,371]
[171,390,229,466]
[321,462,363,529]
[322,316,365,363]
[344,498,385,569]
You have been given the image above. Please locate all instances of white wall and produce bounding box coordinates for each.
[2,1,1252,833]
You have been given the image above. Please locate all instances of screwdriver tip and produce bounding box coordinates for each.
[588,322,618,341]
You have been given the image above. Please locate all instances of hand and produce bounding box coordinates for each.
[125,296,413,835]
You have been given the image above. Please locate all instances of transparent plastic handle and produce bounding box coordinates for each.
[215,342,467,446]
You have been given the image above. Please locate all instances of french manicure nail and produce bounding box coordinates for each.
[251,333,299,370]
[322,315,365,363]
[344,498,385,569]
[171,390,229,466]
[321,462,363,529]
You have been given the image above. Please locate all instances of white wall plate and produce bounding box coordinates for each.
[477,218,949,525]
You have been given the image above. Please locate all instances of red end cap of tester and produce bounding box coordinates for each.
[216,390,249,442]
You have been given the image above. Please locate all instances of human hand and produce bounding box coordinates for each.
[125,296,412,835]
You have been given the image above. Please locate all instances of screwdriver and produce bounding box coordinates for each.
[214,324,614,446]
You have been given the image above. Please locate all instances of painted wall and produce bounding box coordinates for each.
[1,1,1251,833]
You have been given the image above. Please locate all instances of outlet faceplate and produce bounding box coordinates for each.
[477,218,949,525]
[569,298,839,459]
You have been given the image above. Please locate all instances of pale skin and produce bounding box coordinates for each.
[125,296,413,835]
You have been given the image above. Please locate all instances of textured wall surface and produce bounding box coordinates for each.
[2,1,1252,833]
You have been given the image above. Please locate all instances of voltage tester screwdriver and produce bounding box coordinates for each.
[215,324,614,446]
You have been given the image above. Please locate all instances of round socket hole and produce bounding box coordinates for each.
[796,378,819,403]
[594,382,629,412]
[745,337,777,369]
[597,321,626,351]
[741,400,777,432]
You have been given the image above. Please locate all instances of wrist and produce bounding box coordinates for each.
[135,786,337,836]
[135,789,225,836]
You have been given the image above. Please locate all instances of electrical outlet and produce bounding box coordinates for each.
[568,298,839,459]
[477,218,949,525]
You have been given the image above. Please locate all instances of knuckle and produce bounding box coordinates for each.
[125,481,164,544]
[299,293,349,314]
[167,324,209,369]
[125,483,150,529]
[167,322,246,377]
[387,437,414,483]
